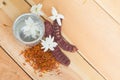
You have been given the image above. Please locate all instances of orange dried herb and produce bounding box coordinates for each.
[21,43,59,72]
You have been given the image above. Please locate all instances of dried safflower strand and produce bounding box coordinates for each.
[21,43,59,74]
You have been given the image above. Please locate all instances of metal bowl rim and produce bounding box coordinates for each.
[13,13,45,45]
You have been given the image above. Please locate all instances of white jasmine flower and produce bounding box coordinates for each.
[41,35,58,52]
[49,7,64,26]
[21,17,40,39]
[30,4,44,16]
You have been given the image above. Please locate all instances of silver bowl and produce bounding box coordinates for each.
[13,13,45,46]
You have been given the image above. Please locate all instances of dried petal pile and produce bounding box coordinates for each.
[21,43,59,72]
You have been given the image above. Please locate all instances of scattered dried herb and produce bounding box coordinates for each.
[21,43,59,72]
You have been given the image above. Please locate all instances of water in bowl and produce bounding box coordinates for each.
[14,13,45,44]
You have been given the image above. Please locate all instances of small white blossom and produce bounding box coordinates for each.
[41,35,58,52]
[21,17,40,39]
[30,4,44,16]
[49,7,64,26]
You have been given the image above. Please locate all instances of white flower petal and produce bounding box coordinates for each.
[31,6,36,11]
[38,11,44,16]
[41,46,45,49]
[30,30,36,37]
[49,47,54,51]
[57,18,62,26]
[28,17,33,22]
[42,40,49,47]
[30,4,43,16]
[31,34,36,38]
[25,17,34,26]
[30,5,36,12]
[49,7,64,23]
[25,19,30,26]
[41,39,44,42]
[52,7,58,16]
[21,17,40,39]
[51,36,54,42]
[33,26,40,31]
[49,35,52,39]
[21,26,30,31]
[53,42,58,47]
[40,35,58,52]
[31,10,37,15]
[49,16,56,21]
[58,14,64,19]
[46,37,50,42]
[44,47,49,52]
[23,31,31,38]
[37,4,43,10]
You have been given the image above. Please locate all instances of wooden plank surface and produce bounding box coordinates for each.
[0,47,31,80]
[0,0,106,80]
[42,0,120,80]
[94,0,120,24]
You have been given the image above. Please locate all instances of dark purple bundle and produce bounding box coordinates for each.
[53,20,78,52]
[44,20,77,66]
[44,20,53,37]
[52,46,70,66]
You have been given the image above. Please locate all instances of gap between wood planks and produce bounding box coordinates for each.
[1,0,107,79]
[0,46,33,80]
[93,0,120,25]
[13,0,120,79]
[77,50,107,80]
[0,0,109,80]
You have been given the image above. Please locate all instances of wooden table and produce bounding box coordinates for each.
[0,47,31,80]
[1,0,120,80]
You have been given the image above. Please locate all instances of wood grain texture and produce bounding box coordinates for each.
[0,16,82,80]
[0,0,106,80]
[0,10,85,80]
[0,47,31,80]
[41,0,120,80]
[94,0,120,24]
